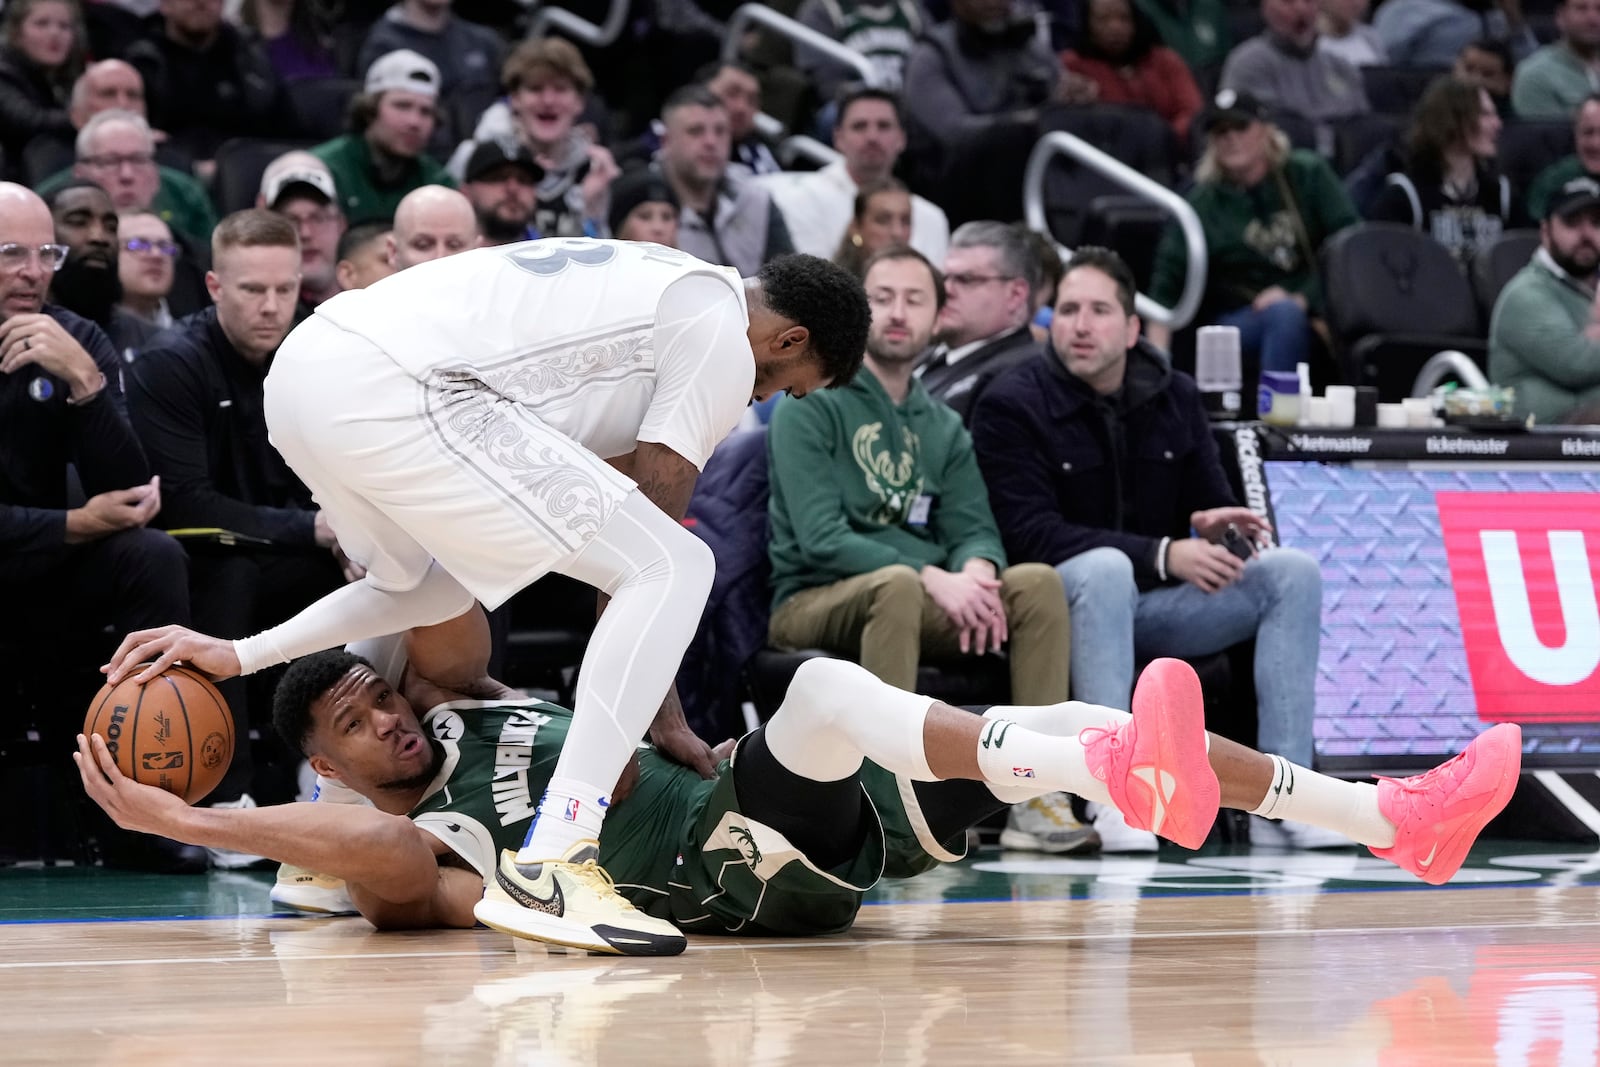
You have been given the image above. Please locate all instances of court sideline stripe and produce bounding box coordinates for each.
[5,916,1600,969]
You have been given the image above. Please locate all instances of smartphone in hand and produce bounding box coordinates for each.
[1222,524,1256,561]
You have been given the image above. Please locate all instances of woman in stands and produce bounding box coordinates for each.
[0,0,82,181]
[239,0,339,84]
[1367,75,1518,267]
[833,178,913,279]
[1060,0,1203,143]
[1145,89,1360,377]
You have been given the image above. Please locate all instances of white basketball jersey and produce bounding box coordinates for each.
[313,238,753,465]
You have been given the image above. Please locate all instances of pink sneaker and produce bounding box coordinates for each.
[1370,723,1523,885]
[1080,658,1220,849]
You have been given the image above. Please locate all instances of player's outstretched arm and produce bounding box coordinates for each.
[75,733,479,929]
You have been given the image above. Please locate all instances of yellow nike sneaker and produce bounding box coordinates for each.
[473,840,687,956]
[270,863,357,915]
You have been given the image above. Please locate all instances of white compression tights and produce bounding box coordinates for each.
[519,489,715,858]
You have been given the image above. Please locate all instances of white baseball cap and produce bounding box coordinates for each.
[364,49,441,100]
[260,150,337,207]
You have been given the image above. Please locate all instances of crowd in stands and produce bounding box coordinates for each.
[7,0,1600,872]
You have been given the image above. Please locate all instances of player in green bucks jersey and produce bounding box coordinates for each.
[78,608,1521,949]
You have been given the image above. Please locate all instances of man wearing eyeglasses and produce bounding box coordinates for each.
[45,181,160,362]
[116,213,181,333]
[915,221,1044,422]
[0,182,200,872]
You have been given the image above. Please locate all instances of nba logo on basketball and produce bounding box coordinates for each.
[1436,492,1600,723]
[564,798,580,821]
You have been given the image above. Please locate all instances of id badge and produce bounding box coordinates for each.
[907,494,934,527]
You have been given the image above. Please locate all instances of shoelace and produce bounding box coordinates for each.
[567,859,639,912]
[1079,725,1122,750]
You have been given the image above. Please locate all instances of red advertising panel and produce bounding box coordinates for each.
[1436,492,1600,724]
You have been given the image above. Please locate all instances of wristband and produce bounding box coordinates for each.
[1155,536,1171,582]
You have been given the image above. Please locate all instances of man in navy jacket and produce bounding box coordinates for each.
[972,246,1342,851]
[0,182,200,870]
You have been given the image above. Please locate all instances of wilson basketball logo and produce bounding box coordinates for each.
[1436,492,1600,723]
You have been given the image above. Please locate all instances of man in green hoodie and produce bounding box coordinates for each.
[767,246,1082,852]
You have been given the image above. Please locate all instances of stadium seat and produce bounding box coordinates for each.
[1499,121,1575,209]
[1038,104,1177,248]
[287,77,362,142]
[210,137,316,216]
[1471,229,1541,327]
[1321,222,1487,399]
[1079,194,1168,291]
[1361,65,1449,115]
[1332,112,1404,176]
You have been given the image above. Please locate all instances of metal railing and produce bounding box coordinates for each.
[1022,131,1207,330]
[1413,350,1491,397]
[722,4,881,87]
[524,0,630,46]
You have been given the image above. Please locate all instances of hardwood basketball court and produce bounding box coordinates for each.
[4,841,1599,1064]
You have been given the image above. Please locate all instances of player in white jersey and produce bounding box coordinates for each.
[104,237,873,955]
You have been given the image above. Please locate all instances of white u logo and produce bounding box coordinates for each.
[1481,530,1600,686]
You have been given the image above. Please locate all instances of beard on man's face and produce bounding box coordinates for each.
[50,250,123,326]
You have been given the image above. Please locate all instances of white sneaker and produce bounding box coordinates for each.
[1085,802,1160,853]
[1250,816,1358,850]
[204,794,271,869]
[998,793,1100,853]
[271,863,358,915]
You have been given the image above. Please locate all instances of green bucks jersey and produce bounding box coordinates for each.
[409,699,969,935]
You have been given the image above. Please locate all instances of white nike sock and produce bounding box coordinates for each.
[973,717,1113,806]
[1249,755,1395,848]
[979,703,1129,803]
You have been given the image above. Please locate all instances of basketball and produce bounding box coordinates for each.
[84,666,235,804]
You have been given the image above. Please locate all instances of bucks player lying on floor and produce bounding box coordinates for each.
[77,610,1521,951]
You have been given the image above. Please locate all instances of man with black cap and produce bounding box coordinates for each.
[1490,176,1600,423]
[46,180,159,361]
[258,151,346,311]
[460,141,542,246]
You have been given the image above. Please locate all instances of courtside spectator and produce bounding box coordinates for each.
[452,38,617,239]
[312,49,454,226]
[115,210,178,332]
[1375,0,1534,69]
[0,181,198,872]
[460,139,540,245]
[762,88,949,265]
[917,221,1042,422]
[333,220,394,289]
[1512,0,1600,119]
[702,60,781,176]
[1530,95,1600,218]
[0,0,81,178]
[767,246,1076,856]
[1133,0,1231,73]
[832,179,912,278]
[257,150,345,309]
[46,180,156,358]
[1146,91,1359,375]
[795,0,926,99]
[125,0,289,161]
[1369,76,1514,266]
[1221,0,1370,127]
[127,210,350,854]
[608,168,679,245]
[972,245,1343,852]
[1456,37,1517,116]
[237,0,337,82]
[386,184,478,269]
[1062,0,1205,140]
[654,85,793,275]
[356,0,501,151]
[1489,176,1600,422]
[1317,0,1386,67]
